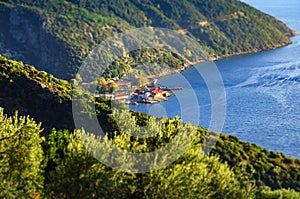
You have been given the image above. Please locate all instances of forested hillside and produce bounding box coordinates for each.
[0,0,296,79]
[1,0,299,197]
[0,55,74,132]
[1,55,300,198]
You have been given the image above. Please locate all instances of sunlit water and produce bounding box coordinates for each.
[130,0,300,157]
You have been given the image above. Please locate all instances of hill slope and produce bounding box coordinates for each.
[0,55,74,132]
[1,55,300,192]
[0,0,296,79]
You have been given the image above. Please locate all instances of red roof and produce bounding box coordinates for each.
[152,88,163,94]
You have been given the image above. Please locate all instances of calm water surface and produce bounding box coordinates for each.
[130,0,300,157]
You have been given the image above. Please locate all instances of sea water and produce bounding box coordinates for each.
[130,0,300,158]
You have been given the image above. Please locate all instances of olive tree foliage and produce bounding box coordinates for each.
[46,109,256,199]
[144,154,255,199]
[256,186,300,199]
[0,108,44,199]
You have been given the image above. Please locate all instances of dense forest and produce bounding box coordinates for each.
[0,0,296,79]
[1,56,300,198]
[1,0,300,198]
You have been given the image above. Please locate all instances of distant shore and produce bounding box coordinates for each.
[177,31,297,74]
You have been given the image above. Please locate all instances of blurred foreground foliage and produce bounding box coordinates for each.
[1,108,300,198]
[1,56,300,198]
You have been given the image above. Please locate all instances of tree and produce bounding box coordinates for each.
[45,109,256,198]
[99,77,107,86]
[107,81,118,93]
[256,186,300,199]
[42,129,71,184]
[0,108,44,198]
[98,77,108,93]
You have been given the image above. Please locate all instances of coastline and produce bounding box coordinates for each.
[126,40,294,105]
[167,32,298,79]
[141,37,296,86]
[100,25,298,105]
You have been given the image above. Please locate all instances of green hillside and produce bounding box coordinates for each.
[0,0,299,198]
[1,55,300,198]
[0,55,74,132]
[0,0,296,79]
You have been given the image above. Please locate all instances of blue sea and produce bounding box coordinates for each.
[130,0,300,158]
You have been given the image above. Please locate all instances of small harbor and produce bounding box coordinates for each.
[92,77,183,105]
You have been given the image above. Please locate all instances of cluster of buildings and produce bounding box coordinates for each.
[131,86,172,104]
[79,78,174,104]
[99,86,172,104]
[97,81,173,104]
